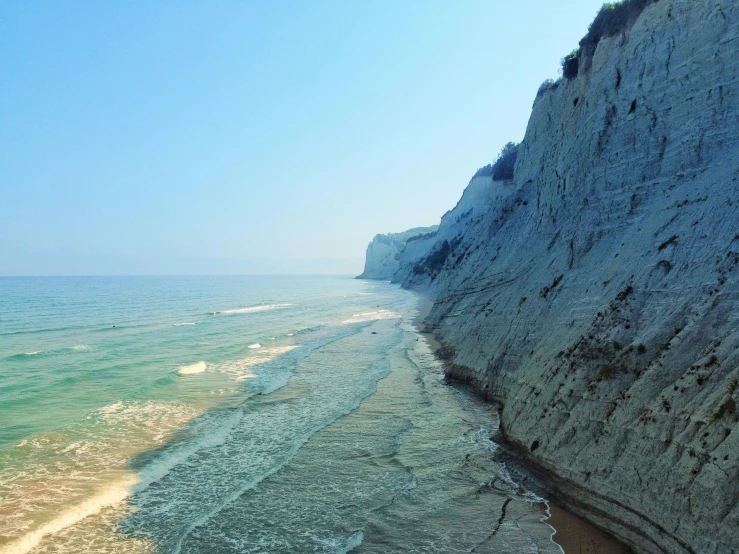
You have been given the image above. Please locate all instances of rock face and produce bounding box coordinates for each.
[357,226,438,280]
[359,1,739,553]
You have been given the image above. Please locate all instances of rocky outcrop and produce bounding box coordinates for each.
[359,1,739,552]
[357,226,437,280]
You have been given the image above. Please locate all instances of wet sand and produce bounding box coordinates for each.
[412,292,441,353]
[410,291,633,554]
[546,503,632,553]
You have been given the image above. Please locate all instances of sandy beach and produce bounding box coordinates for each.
[412,292,441,353]
[546,503,632,553]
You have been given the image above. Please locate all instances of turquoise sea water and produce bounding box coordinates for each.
[0,276,561,553]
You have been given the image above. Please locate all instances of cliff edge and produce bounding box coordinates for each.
[357,226,438,280]
[359,1,739,552]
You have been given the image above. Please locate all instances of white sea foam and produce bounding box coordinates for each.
[24,351,41,356]
[247,343,261,349]
[216,304,291,315]
[287,333,294,336]
[178,361,207,375]
[173,322,197,326]
[60,441,83,455]
[0,400,237,554]
[70,345,90,351]
[341,531,364,553]
[94,401,201,444]
[166,343,393,554]
[0,398,210,553]
[342,309,402,324]
[0,475,137,554]
[96,400,125,417]
[217,346,298,381]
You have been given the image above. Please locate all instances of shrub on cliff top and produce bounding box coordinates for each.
[562,49,580,80]
[561,0,658,79]
[582,0,657,53]
[473,164,494,179]
[472,142,520,181]
[406,230,437,243]
[492,142,519,181]
[536,78,560,99]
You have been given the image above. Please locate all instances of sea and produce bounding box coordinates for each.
[0,276,563,553]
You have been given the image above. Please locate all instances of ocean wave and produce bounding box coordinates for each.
[0,324,82,337]
[214,304,291,315]
[173,322,198,327]
[247,343,261,349]
[4,345,91,361]
[0,307,390,552]
[0,475,138,554]
[92,401,202,446]
[309,530,365,554]
[341,531,364,553]
[342,309,402,324]
[142,340,394,554]
[217,346,298,382]
[3,350,45,361]
[0,400,235,554]
[178,361,207,375]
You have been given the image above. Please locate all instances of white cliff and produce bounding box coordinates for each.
[360,1,739,552]
[357,226,438,280]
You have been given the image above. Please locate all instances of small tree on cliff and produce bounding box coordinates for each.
[472,142,520,181]
[491,142,519,181]
[561,0,657,78]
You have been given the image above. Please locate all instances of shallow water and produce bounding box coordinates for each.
[0,276,561,553]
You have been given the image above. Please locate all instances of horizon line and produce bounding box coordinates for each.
[0,273,362,278]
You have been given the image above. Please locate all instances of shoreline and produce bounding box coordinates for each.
[411,293,441,353]
[410,290,633,554]
[547,503,632,554]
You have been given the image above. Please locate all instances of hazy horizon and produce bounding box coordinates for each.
[2,0,607,276]
[0,269,363,278]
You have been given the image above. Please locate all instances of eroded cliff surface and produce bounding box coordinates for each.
[361,1,739,552]
[357,226,438,280]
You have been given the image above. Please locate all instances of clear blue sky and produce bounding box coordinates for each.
[1,0,606,275]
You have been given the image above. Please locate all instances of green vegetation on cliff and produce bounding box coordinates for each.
[562,0,659,79]
[473,142,520,181]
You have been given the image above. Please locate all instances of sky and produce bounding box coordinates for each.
[1,0,607,276]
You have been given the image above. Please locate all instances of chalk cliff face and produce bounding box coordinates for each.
[360,1,739,553]
[357,226,438,280]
